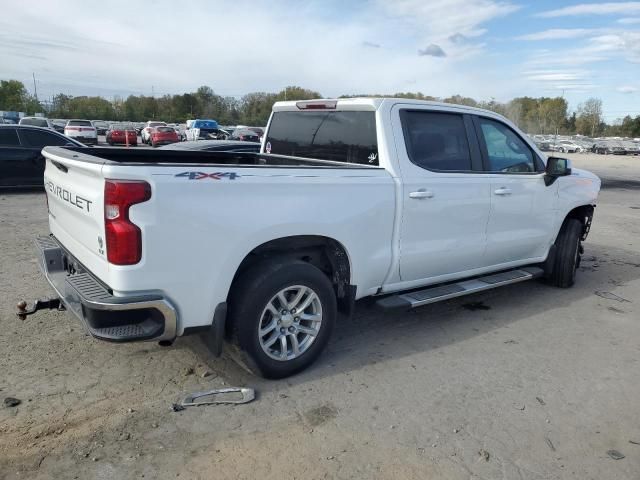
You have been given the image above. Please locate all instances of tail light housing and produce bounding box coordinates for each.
[104,180,151,265]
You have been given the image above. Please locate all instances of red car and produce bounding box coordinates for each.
[150,126,179,147]
[106,124,137,146]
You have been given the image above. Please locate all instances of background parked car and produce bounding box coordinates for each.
[92,120,109,135]
[0,125,84,187]
[150,125,179,147]
[184,119,229,141]
[141,121,167,144]
[231,128,261,142]
[556,141,583,153]
[51,119,67,133]
[64,119,98,145]
[19,117,55,130]
[106,123,138,146]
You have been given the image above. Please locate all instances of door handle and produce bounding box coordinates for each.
[494,187,512,196]
[409,189,434,199]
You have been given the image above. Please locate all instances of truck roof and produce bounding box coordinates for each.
[272,97,501,117]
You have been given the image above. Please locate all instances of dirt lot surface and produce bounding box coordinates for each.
[1,153,639,479]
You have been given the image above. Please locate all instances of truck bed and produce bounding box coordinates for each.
[52,147,380,169]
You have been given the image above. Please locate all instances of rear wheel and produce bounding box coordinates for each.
[547,218,582,288]
[228,260,336,378]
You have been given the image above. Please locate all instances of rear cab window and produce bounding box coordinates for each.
[265,110,379,165]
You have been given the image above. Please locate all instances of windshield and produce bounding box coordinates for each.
[67,120,93,127]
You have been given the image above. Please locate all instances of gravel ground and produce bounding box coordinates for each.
[1,153,639,479]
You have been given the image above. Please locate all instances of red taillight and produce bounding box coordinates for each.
[104,180,151,265]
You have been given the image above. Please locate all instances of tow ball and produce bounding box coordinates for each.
[16,298,65,320]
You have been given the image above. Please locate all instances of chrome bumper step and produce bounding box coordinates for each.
[376,267,544,310]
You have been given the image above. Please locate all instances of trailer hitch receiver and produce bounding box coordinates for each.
[16,298,64,320]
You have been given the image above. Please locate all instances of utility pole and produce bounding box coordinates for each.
[32,73,38,101]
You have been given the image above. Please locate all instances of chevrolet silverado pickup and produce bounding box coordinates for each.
[30,98,600,378]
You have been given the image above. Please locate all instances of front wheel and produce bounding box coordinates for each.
[228,260,337,378]
[547,218,582,288]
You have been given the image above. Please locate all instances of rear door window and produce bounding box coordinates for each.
[19,129,69,148]
[400,110,472,171]
[0,128,20,146]
[265,111,378,165]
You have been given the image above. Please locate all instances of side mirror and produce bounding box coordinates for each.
[544,157,572,186]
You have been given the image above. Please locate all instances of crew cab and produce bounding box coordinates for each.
[31,98,600,378]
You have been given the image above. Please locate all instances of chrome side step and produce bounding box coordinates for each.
[376,267,544,310]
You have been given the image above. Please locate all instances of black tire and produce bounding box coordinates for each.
[548,218,582,288]
[228,260,337,378]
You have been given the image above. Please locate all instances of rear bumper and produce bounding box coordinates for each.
[35,235,177,343]
[68,136,98,145]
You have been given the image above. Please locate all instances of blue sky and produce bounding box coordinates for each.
[1,0,639,121]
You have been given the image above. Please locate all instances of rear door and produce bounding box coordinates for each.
[392,106,491,283]
[473,116,558,265]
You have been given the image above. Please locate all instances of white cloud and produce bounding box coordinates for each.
[617,85,638,93]
[377,0,519,38]
[517,29,597,41]
[537,2,640,18]
[617,17,640,23]
[524,71,589,82]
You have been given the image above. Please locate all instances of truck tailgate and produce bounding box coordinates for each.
[43,148,108,280]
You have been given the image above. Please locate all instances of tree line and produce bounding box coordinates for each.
[1,78,638,137]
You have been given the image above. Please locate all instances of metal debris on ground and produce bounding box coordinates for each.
[536,396,546,405]
[606,449,625,460]
[170,403,185,412]
[180,387,255,407]
[478,449,490,461]
[629,440,640,445]
[544,437,556,452]
[4,397,21,408]
[594,291,631,303]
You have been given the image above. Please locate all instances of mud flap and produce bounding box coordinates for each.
[205,302,227,357]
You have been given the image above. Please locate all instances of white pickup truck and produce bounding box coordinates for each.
[29,98,600,378]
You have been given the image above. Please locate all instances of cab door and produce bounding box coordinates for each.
[473,116,558,265]
[391,106,491,284]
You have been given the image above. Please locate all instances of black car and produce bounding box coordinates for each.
[158,140,261,153]
[0,125,85,187]
[230,128,261,143]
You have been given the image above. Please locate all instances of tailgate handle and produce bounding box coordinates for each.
[51,160,68,173]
